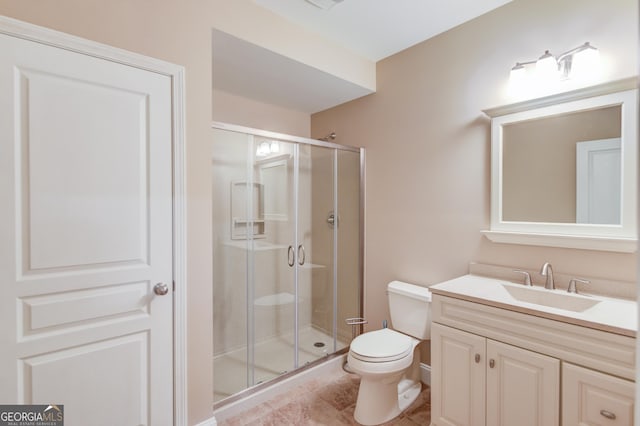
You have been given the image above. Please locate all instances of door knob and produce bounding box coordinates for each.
[154,282,169,296]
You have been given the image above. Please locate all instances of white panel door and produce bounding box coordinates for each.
[432,323,486,426]
[486,340,560,426]
[0,31,173,426]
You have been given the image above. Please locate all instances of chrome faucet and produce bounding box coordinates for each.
[513,270,532,286]
[540,262,555,290]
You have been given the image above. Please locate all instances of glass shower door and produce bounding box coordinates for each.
[296,145,362,364]
[212,130,299,397]
[212,125,363,404]
[295,144,337,365]
[250,136,297,384]
[336,149,362,351]
[212,128,252,401]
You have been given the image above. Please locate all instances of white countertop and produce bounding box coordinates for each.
[430,274,637,337]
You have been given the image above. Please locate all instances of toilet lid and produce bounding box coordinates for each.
[350,328,413,362]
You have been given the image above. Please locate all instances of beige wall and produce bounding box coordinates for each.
[0,2,312,424]
[213,89,311,137]
[0,3,215,423]
[311,0,638,366]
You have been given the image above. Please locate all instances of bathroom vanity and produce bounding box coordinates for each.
[429,274,636,426]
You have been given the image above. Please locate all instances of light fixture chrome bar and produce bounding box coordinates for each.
[510,42,598,80]
[556,42,595,61]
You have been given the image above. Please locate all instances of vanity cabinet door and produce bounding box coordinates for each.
[562,362,635,425]
[432,323,486,426]
[486,340,560,426]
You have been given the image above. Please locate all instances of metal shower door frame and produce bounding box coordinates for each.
[212,121,365,401]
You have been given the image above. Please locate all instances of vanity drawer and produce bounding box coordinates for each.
[562,362,634,426]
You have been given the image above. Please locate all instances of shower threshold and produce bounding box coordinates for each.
[214,326,348,403]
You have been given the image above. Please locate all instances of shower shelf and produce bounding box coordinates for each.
[298,263,325,270]
[254,292,300,306]
[223,241,287,251]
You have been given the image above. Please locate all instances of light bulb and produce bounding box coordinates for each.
[510,63,526,84]
[269,141,280,154]
[570,42,600,81]
[536,50,558,81]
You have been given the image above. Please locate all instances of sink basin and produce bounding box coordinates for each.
[429,274,636,336]
[502,284,601,312]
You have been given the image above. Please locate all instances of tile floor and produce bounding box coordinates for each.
[218,367,431,425]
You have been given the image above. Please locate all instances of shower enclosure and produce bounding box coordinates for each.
[212,123,363,403]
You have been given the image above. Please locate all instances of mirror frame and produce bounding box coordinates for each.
[482,78,638,252]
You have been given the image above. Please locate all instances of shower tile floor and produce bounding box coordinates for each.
[215,327,349,402]
[218,366,431,425]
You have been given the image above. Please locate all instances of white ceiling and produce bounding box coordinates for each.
[254,0,514,62]
[213,0,513,114]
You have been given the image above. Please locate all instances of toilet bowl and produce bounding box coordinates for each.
[347,281,431,426]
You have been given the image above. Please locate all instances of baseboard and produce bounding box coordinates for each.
[420,362,431,386]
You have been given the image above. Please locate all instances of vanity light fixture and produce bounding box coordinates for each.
[510,42,600,83]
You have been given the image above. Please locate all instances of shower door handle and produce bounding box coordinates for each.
[287,245,295,267]
[297,245,306,266]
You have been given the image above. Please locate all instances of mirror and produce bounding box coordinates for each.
[259,158,289,221]
[502,105,621,224]
[483,79,637,252]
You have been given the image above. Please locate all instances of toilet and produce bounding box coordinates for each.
[347,281,432,426]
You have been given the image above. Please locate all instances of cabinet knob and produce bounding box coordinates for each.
[600,410,616,420]
[489,359,495,368]
[475,354,480,363]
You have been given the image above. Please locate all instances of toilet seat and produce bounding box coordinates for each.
[350,328,413,363]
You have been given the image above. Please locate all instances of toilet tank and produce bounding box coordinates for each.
[387,281,432,339]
